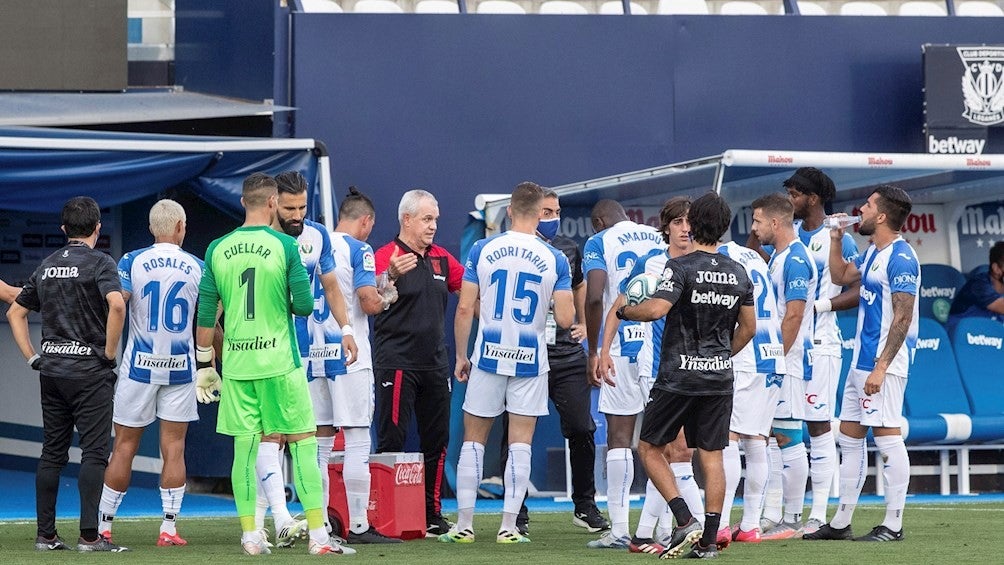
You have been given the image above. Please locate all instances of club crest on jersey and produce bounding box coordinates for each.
[300,242,313,255]
[810,241,823,252]
[958,47,1004,126]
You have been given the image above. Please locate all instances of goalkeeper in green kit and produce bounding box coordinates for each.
[194,172,356,556]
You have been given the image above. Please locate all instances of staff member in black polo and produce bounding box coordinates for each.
[373,189,463,537]
[7,196,127,552]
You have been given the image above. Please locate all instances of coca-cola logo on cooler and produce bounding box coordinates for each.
[395,462,424,485]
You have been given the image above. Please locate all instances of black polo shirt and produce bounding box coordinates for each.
[373,238,463,371]
[548,235,586,364]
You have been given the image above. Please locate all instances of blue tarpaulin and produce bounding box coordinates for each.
[0,126,325,220]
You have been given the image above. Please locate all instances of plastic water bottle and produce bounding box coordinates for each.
[823,215,861,230]
[376,273,398,307]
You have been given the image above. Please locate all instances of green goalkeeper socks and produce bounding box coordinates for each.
[232,434,261,531]
[289,436,324,530]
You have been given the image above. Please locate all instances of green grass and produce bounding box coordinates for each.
[2,504,1002,563]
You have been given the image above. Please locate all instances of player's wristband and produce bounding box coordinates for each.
[196,346,213,369]
[27,354,41,370]
[815,297,833,313]
[341,325,354,337]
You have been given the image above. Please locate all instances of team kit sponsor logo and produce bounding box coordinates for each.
[678,355,733,371]
[134,352,188,370]
[483,343,536,363]
[40,265,79,280]
[622,325,646,343]
[41,340,93,356]
[759,344,784,359]
[958,47,1004,127]
[309,343,343,360]
[860,287,878,305]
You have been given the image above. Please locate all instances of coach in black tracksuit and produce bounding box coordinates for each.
[7,197,126,551]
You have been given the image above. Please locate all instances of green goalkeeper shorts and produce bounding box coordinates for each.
[217,367,316,437]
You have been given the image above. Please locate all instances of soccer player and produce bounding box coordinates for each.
[784,168,860,532]
[373,189,464,536]
[750,192,817,540]
[194,172,353,556]
[618,192,756,559]
[0,277,19,303]
[97,200,203,547]
[717,239,786,544]
[596,197,701,553]
[805,185,919,542]
[8,196,127,552]
[499,188,610,536]
[583,200,664,548]
[258,171,365,545]
[442,181,574,544]
[321,185,401,543]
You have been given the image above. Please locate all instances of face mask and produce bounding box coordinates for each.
[536,217,560,240]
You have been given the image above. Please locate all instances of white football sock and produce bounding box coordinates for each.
[739,438,768,532]
[781,442,808,524]
[672,462,704,526]
[256,441,293,528]
[315,435,335,531]
[722,441,742,528]
[875,434,909,532]
[808,431,837,523]
[829,433,866,530]
[606,448,634,538]
[455,441,484,531]
[98,485,126,534]
[636,479,666,539]
[342,427,372,534]
[255,477,269,530]
[763,437,783,524]
[502,443,532,533]
[160,484,185,535]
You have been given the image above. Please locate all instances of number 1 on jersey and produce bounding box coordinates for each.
[240,267,256,320]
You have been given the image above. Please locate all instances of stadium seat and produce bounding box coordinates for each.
[796,1,828,14]
[415,0,461,12]
[539,0,590,13]
[657,0,710,14]
[476,0,528,13]
[300,0,345,11]
[897,1,947,15]
[919,264,966,324]
[720,1,769,13]
[839,1,888,14]
[599,1,650,13]
[353,0,405,12]
[902,318,973,443]
[955,1,1004,15]
[952,317,1004,441]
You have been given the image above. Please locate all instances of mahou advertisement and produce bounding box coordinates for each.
[839,203,950,266]
[957,200,1004,273]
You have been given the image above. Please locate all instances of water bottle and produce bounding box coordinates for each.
[823,215,861,230]
[376,272,399,307]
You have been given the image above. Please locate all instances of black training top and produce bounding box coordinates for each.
[372,237,464,371]
[651,250,753,396]
[547,235,586,364]
[16,242,121,377]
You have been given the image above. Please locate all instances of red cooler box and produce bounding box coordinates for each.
[327,452,426,540]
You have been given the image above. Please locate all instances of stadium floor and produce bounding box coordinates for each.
[3,467,1002,521]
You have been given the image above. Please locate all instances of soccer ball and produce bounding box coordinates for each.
[624,272,661,306]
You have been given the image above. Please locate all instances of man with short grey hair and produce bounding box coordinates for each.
[373,189,464,536]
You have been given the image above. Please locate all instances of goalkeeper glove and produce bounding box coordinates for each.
[195,346,221,404]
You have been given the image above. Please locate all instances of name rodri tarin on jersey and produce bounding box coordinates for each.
[482,245,549,274]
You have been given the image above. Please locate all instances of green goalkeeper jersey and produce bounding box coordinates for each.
[197,225,313,380]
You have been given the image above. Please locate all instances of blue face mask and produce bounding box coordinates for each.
[537,217,560,240]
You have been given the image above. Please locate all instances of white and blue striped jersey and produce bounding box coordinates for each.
[851,237,920,379]
[118,243,204,385]
[796,220,859,357]
[329,231,377,373]
[622,248,668,380]
[718,241,786,377]
[583,220,663,359]
[768,239,817,381]
[292,219,343,380]
[464,230,572,377]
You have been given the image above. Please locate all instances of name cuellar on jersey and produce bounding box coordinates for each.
[119,243,205,385]
[651,250,754,395]
[718,241,786,380]
[796,220,859,357]
[583,220,663,359]
[465,231,572,377]
[851,236,920,378]
[768,239,818,381]
[293,219,352,379]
